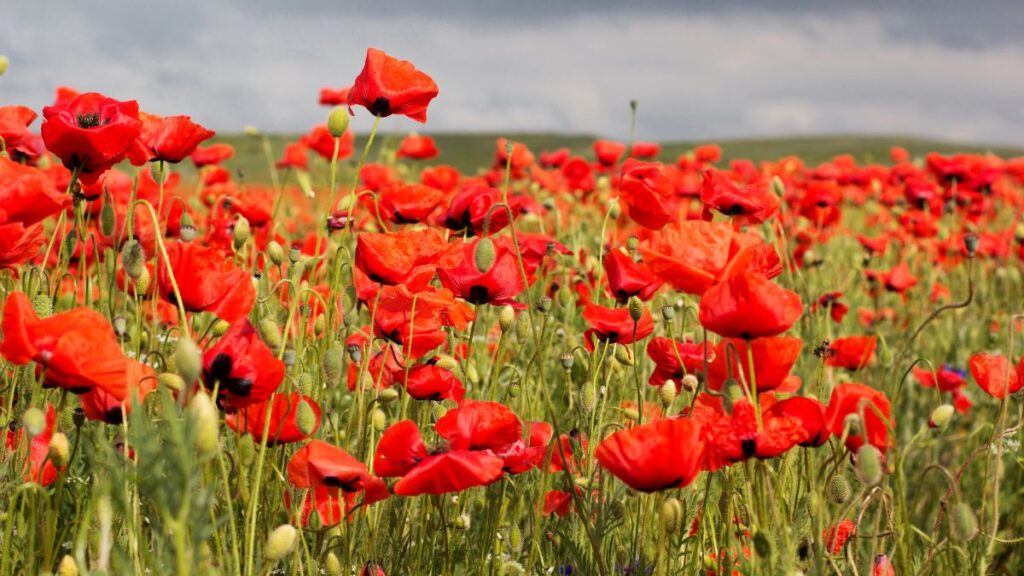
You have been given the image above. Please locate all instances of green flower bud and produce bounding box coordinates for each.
[265,524,297,561]
[296,399,318,436]
[434,354,459,371]
[771,175,785,197]
[627,296,644,322]
[243,125,261,136]
[232,216,251,250]
[855,445,883,487]
[827,474,852,504]
[614,344,633,366]
[929,404,955,430]
[658,381,677,406]
[237,433,256,466]
[134,266,151,294]
[21,407,46,437]
[581,382,597,415]
[99,201,116,237]
[536,296,553,315]
[324,552,343,576]
[431,402,448,421]
[297,372,314,395]
[31,293,53,318]
[371,408,387,432]
[322,342,344,387]
[267,241,285,266]
[474,237,496,272]
[212,320,230,337]
[175,337,203,383]
[452,513,471,530]
[498,305,515,333]
[378,387,400,403]
[158,372,185,392]
[62,228,77,255]
[660,498,683,534]
[121,239,146,280]
[950,502,978,542]
[57,555,78,576]
[557,285,573,308]
[295,169,315,199]
[48,432,70,467]
[327,106,350,139]
[258,318,282,350]
[188,392,220,458]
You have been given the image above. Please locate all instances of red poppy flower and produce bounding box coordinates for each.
[593,139,626,168]
[602,249,663,303]
[355,227,451,287]
[544,490,574,517]
[826,336,877,371]
[157,241,256,323]
[422,165,461,192]
[912,364,967,393]
[288,440,385,495]
[969,352,1024,399]
[4,404,62,486]
[129,112,215,164]
[371,183,445,224]
[0,157,69,270]
[372,285,474,358]
[699,271,802,339]
[437,239,527,307]
[348,48,439,123]
[771,395,828,447]
[301,124,354,161]
[225,393,320,445]
[631,141,661,159]
[319,86,351,106]
[0,292,128,397]
[397,134,439,160]
[823,383,892,451]
[201,320,285,411]
[824,520,856,555]
[346,337,405,392]
[540,148,570,168]
[691,394,814,469]
[403,363,466,403]
[694,144,722,165]
[581,302,655,351]
[706,337,802,393]
[617,159,677,230]
[276,142,309,170]
[813,291,849,323]
[40,92,142,184]
[443,186,522,236]
[0,105,37,151]
[700,169,779,223]
[374,420,505,496]
[492,138,535,178]
[646,337,709,387]
[77,358,157,424]
[191,143,235,167]
[435,400,522,452]
[595,418,704,492]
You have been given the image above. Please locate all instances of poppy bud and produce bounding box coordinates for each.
[188,392,220,458]
[752,530,771,558]
[237,433,256,466]
[297,372,314,395]
[466,363,480,385]
[313,314,326,336]
[681,374,699,393]
[431,402,447,421]
[434,354,459,371]
[322,342,344,387]
[323,552,342,576]
[158,372,185,392]
[560,352,574,371]
[22,407,46,437]
[622,407,640,422]
[327,106,350,139]
[509,524,523,553]
[376,388,399,405]
[627,296,644,322]
[661,305,675,322]
[557,286,572,308]
[536,296,553,315]
[658,381,677,406]
[57,555,78,576]
[258,318,282,351]
[950,502,977,542]
[498,305,515,333]
[843,413,863,440]
[371,408,387,431]
[175,337,203,383]
[48,432,71,467]
[99,201,116,237]
[474,237,496,272]
[244,125,261,136]
[265,524,298,561]
[453,513,471,530]
[515,315,531,340]
[134,266,151,294]
[267,241,285,266]
[293,169,315,199]
[929,404,955,430]
[963,233,979,257]
[0,56,8,78]
[614,344,633,366]
[296,400,318,436]
[626,235,639,253]
[233,216,251,250]
[63,229,78,255]
[581,382,597,415]
[60,407,75,431]
[828,474,852,504]
[771,175,786,197]
[212,319,230,337]
[607,199,621,219]
[288,247,301,264]
[31,293,53,318]
[855,445,883,487]
[660,498,683,534]
[354,561,385,576]
[121,239,146,280]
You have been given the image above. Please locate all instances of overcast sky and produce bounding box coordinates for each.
[3,1,1023,145]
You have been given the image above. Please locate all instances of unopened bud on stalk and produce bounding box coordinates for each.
[660,498,683,534]
[827,474,852,504]
[658,381,677,406]
[134,266,151,294]
[158,372,185,392]
[474,237,496,271]
[175,337,203,383]
[57,555,78,576]
[452,513,471,530]
[0,56,9,78]
[557,286,572,308]
[327,106,350,138]
[265,524,298,561]
[378,388,400,403]
[288,247,301,264]
[212,320,230,337]
[296,400,318,436]
[297,372,314,395]
[31,293,53,318]
[515,315,531,340]
[434,354,459,371]
[295,169,315,199]
[267,241,285,266]
[843,413,863,440]
[48,432,70,467]
[232,216,251,250]
[188,392,220,458]
[622,407,640,422]
[323,552,343,576]
[855,445,883,486]
[681,374,699,392]
[121,239,146,280]
[22,407,46,437]
[498,305,515,332]
[466,363,480,385]
[626,236,639,253]
[431,402,448,421]
[929,404,955,429]
[258,318,282,350]
[661,305,675,322]
[614,344,633,366]
[99,202,116,237]
[627,296,644,322]
[771,175,786,198]
[322,342,344,387]
[238,433,256,466]
[950,502,978,542]
[371,408,387,432]
[581,382,597,415]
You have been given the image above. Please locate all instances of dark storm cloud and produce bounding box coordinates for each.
[2,1,1023,144]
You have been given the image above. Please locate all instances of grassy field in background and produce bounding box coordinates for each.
[182,132,1024,185]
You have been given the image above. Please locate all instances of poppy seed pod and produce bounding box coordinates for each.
[661,305,675,322]
[856,445,883,486]
[265,524,298,561]
[48,432,70,467]
[681,374,699,392]
[560,352,574,371]
[175,337,203,383]
[121,239,146,280]
[950,502,978,542]
[963,233,979,257]
[327,106,350,139]
[57,555,78,576]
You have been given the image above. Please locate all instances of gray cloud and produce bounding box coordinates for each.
[2,1,1023,145]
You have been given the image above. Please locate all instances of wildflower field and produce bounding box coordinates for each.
[1,48,1023,576]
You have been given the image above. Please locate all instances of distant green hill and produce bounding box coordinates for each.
[180,133,1023,185]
